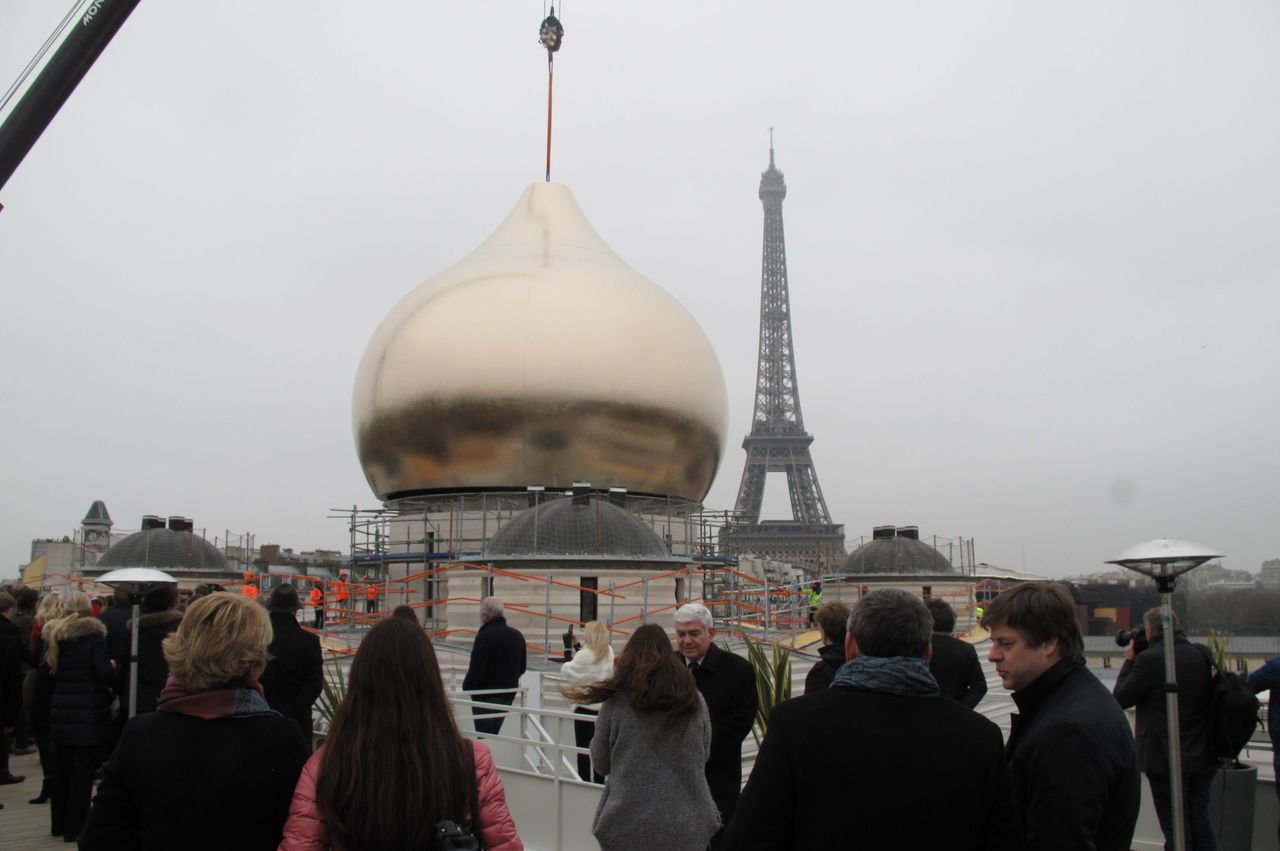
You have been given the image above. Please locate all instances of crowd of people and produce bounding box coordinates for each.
[1,579,1277,850]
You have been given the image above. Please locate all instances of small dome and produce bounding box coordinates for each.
[484,496,680,563]
[842,526,956,576]
[97,529,228,574]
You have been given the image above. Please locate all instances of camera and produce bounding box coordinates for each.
[1115,627,1148,654]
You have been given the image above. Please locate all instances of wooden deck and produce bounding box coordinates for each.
[1,749,65,849]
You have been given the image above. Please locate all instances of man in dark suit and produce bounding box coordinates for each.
[259,584,324,752]
[674,603,757,849]
[1113,608,1217,851]
[462,598,527,735]
[925,598,988,708]
[723,589,1020,850]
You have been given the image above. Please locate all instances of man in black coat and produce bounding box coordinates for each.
[675,603,757,849]
[462,598,527,735]
[925,598,988,708]
[97,589,133,667]
[983,582,1140,851]
[724,589,1020,851]
[1113,608,1217,851]
[259,584,324,751]
[0,591,29,785]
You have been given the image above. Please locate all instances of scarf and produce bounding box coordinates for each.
[157,676,279,720]
[830,654,940,697]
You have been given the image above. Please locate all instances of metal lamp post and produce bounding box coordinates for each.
[1106,539,1221,851]
[97,568,178,720]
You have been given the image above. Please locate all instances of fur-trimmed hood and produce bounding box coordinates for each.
[136,609,183,634]
[43,613,107,672]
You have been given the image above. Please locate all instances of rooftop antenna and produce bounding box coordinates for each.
[539,4,565,182]
[768,126,775,167]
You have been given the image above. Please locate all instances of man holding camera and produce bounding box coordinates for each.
[1113,608,1217,851]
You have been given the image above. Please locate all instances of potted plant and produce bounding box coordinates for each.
[741,635,791,745]
[1205,630,1256,851]
[312,657,349,748]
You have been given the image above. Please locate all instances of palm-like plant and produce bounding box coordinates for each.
[741,636,792,745]
[313,657,349,736]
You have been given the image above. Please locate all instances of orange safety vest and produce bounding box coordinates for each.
[335,582,348,602]
[310,587,324,606]
[366,584,380,601]
[243,583,259,601]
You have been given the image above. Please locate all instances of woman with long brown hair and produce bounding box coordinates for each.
[566,623,720,851]
[279,616,522,851]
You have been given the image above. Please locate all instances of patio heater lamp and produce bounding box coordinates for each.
[1106,539,1221,851]
[97,568,178,720]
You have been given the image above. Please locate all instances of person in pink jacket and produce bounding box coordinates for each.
[279,618,522,851]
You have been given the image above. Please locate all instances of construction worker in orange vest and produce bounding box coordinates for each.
[242,580,259,601]
[335,575,350,619]
[365,581,381,614]
[310,584,326,629]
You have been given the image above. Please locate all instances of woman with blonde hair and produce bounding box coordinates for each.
[566,623,719,851]
[280,616,522,851]
[560,620,614,782]
[39,589,113,841]
[26,591,65,805]
[78,592,308,850]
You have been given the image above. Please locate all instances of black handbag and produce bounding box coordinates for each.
[432,742,483,850]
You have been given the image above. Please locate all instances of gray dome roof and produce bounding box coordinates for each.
[97,529,229,573]
[484,496,680,563]
[842,527,956,576]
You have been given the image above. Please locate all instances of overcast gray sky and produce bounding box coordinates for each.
[2,1,1277,579]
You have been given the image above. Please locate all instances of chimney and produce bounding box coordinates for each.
[872,525,895,541]
[608,487,628,507]
[896,526,920,541]
[168,516,193,533]
[572,481,591,506]
[141,515,165,531]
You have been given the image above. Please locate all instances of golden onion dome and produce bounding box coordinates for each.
[352,182,728,503]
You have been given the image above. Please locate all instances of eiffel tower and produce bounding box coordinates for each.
[725,140,845,572]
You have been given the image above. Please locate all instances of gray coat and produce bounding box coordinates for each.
[590,691,720,851]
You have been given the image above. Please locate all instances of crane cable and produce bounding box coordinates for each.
[538,2,564,182]
[0,0,95,116]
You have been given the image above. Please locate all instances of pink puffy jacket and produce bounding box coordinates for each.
[278,741,523,851]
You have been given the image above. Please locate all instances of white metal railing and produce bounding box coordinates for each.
[450,672,603,851]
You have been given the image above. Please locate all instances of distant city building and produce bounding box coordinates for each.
[1260,559,1280,590]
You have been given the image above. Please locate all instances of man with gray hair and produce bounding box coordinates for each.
[462,597,527,735]
[1113,607,1216,850]
[723,589,1019,850]
[674,602,756,849]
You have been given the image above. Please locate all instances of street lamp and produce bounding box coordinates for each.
[97,568,177,720]
[1106,539,1221,851]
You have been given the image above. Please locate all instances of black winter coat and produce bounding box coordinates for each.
[691,642,757,825]
[30,636,55,734]
[723,684,1021,850]
[98,605,132,666]
[46,616,114,747]
[1007,659,1140,851]
[463,615,527,692]
[113,610,184,716]
[260,611,324,746]
[0,613,24,725]
[802,643,845,694]
[78,705,308,850]
[1113,634,1216,775]
[929,631,989,709]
